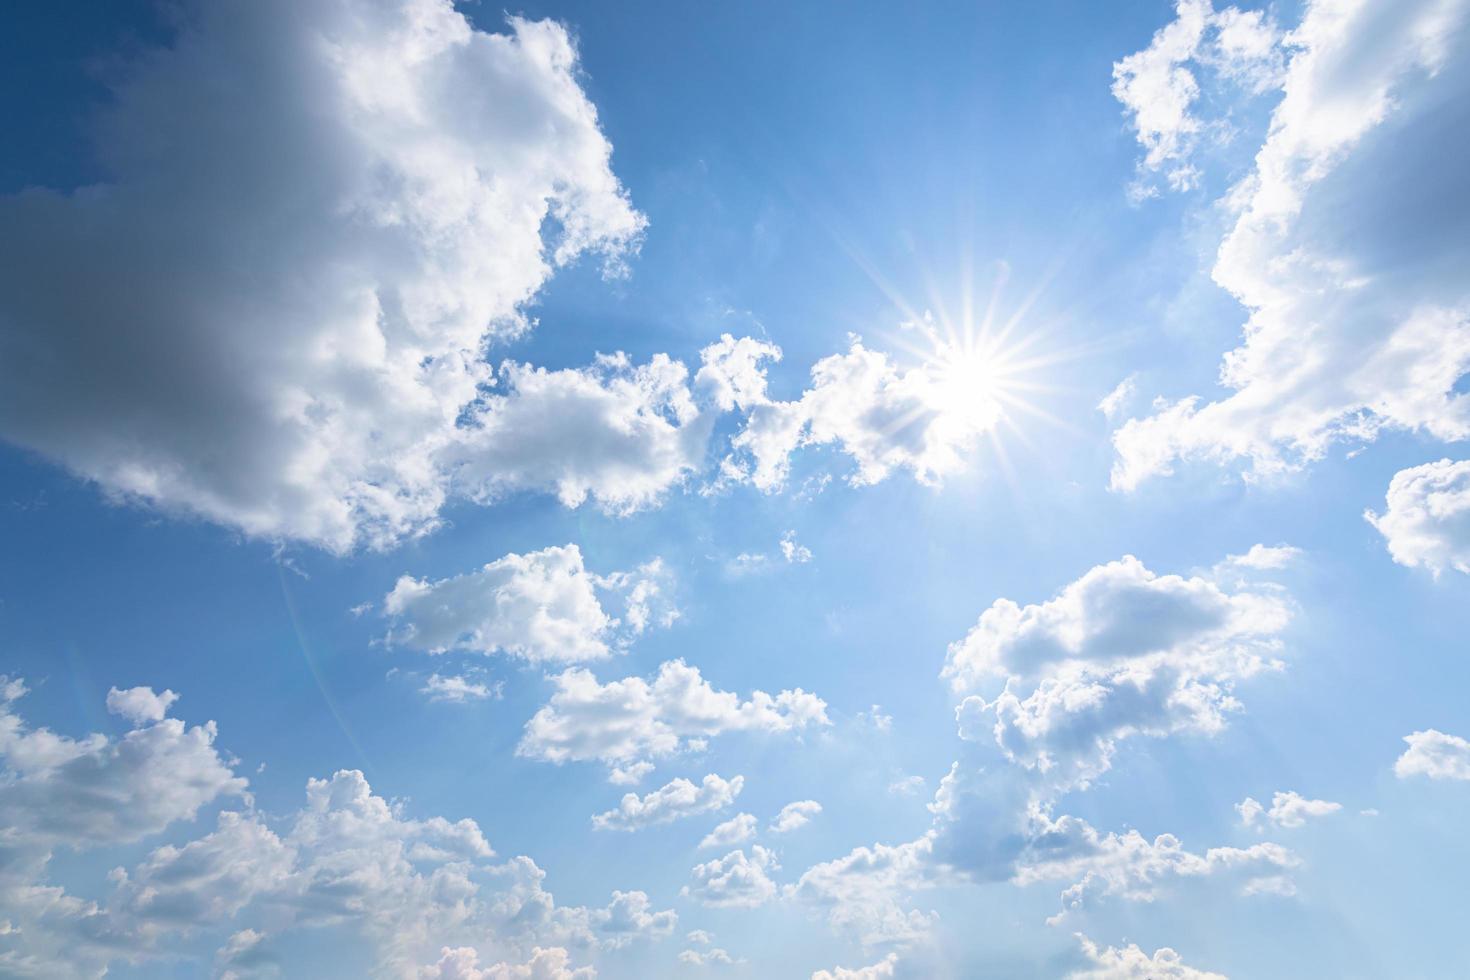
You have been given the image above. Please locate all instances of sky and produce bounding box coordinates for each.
[0,0,1468,977]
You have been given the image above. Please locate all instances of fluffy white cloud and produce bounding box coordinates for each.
[418,946,594,979]
[0,0,647,553]
[591,774,743,831]
[104,685,181,725]
[780,531,814,564]
[421,674,503,704]
[517,659,828,767]
[0,681,676,976]
[1395,729,1470,781]
[721,335,1002,492]
[1112,0,1282,196]
[1366,459,1470,575]
[384,545,675,663]
[1111,0,1470,490]
[678,946,737,967]
[769,800,822,834]
[943,554,1292,791]
[811,953,899,980]
[682,847,780,908]
[1236,790,1341,829]
[787,837,938,947]
[1069,934,1226,980]
[699,813,757,850]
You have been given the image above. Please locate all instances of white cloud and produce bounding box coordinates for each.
[722,335,1002,492]
[383,545,675,663]
[787,837,938,947]
[811,953,900,980]
[591,774,743,831]
[1097,376,1138,420]
[105,685,180,725]
[421,674,503,704]
[606,762,655,787]
[700,813,757,850]
[1112,0,1283,197]
[678,946,737,967]
[517,659,828,766]
[943,554,1292,791]
[1237,790,1341,829]
[1395,729,1470,781]
[683,846,780,908]
[887,775,927,797]
[769,800,822,834]
[215,928,277,979]
[1220,544,1301,571]
[0,1,646,553]
[1366,459,1470,575]
[780,530,814,564]
[1068,934,1226,980]
[418,946,595,979]
[1111,0,1470,490]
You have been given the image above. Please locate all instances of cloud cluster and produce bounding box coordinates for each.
[1111,0,1470,490]
[0,0,649,553]
[517,659,829,768]
[1366,459,1470,576]
[1395,729,1470,781]
[591,774,743,831]
[418,946,595,980]
[1236,790,1341,829]
[943,554,1292,791]
[384,545,675,663]
[1068,934,1225,980]
[682,847,781,908]
[0,680,674,977]
[811,953,900,980]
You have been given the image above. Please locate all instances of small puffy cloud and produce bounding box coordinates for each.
[888,775,927,797]
[1221,544,1301,571]
[517,659,829,766]
[105,685,180,725]
[1097,376,1138,420]
[1111,0,1470,491]
[683,847,780,908]
[1068,934,1226,979]
[0,2,645,553]
[1237,790,1341,829]
[780,531,814,564]
[943,554,1291,791]
[1366,459,1470,576]
[678,947,737,967]
[700,813,757,850]
[722,335,1002,492]
[418,946,595,979]
[384,545,675,663]
[787,837,938,946]
[420,674,503,704]
[769,800,822,834]
[1395,729,1470,781]
[591,774,743,831]
[607,762,655,786]
[811,953,899,980]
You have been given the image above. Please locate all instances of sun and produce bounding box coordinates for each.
[926,336,1012,430]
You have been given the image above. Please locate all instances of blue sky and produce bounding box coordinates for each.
[1,1,1468,977]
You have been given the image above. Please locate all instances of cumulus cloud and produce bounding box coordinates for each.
[1112,0,1283,196]
[780,531,814,564]
[720,335,1003,492]
[943,554,1292,791]
[1236,790,1341,829]
[591,774,743,831]
[1111,0,1470,490]
[1097,376,1138,420]
[699,813,757,850]
[678,946,737,967]
[0,0,650,553]
[517,659,828,767]
[1366,459,1470,575]
[769,800,822,834]
[0,680,675,976]
[383,545,675,663]
[421,674,503,704]
[1395,729,1470,781]
[1068,934,1226,980]
[418,946,595,979]
[811,953,900,980]
[787,838,939,947]
[683,846,780,908]
[105,685,181,724]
